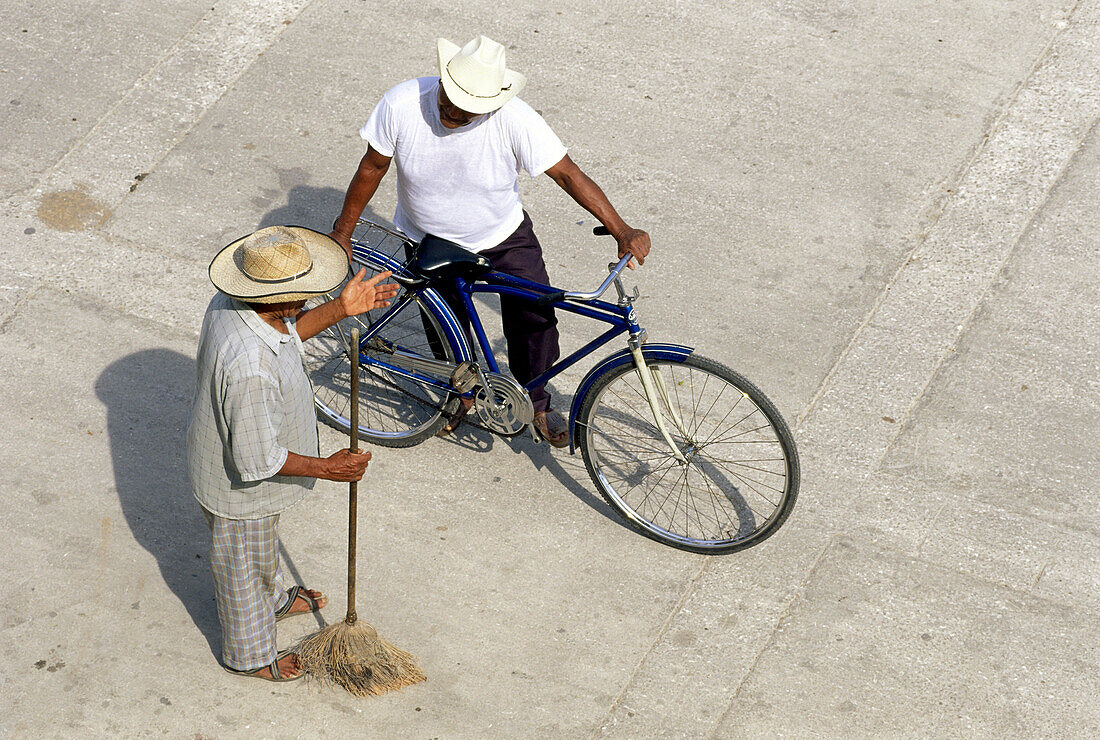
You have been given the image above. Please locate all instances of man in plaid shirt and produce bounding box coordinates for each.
[188,226,397,681]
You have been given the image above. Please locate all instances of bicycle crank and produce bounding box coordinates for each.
[474,373,534,435]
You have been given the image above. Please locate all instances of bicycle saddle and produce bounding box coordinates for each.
[410,235,492,282]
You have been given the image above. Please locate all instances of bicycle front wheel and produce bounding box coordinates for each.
[577,353,799,553]
[302,249,459,447]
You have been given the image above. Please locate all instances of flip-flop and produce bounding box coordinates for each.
[223,648,303,682]
[437,397,474,436]
[274,585,325,622]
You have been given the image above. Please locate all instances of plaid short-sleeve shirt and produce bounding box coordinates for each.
[187,293,319,519]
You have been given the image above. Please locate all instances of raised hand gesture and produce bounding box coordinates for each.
[339,268,400,317]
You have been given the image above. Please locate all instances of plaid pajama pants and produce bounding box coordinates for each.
[203,508,291,671]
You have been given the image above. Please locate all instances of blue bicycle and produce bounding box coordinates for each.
[302,219,799,553]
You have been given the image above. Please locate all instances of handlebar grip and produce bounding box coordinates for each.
[534,290,566,307]
[593,226,611,236]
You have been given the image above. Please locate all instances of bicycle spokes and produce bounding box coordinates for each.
[577,355,798,552]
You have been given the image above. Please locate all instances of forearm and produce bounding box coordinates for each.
[332,149,390,240]
[296,265,400,341]
[294,296,346,342]
[277,451,328,478]
[279,448,371,482]
[547,154,650,265]
[548,158,629,235]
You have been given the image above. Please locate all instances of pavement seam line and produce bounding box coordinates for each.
[42,282,202,340]
[578,9,1094,726]
[793,0,1099,499]
[906,547,1083,611]
[590,556,712,738]
[706,535,836,739]
[871,108,1098,463]
[100,2,317,231]
[843,110,1099,563]
[13,8,213,203]
[793,2,1077,433]
[705,532,1089,737]
[1031,560,1053,591]
[21,0,312,217]
[914,500,951,557]
[94,229,211,268]
[0,282,44,334]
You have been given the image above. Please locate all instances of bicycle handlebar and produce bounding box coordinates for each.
[562,253,633,302]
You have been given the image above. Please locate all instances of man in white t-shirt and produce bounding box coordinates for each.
[329,35,650,446]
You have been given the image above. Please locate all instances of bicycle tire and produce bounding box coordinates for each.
[576,353,799,553]
[302,247,463,447]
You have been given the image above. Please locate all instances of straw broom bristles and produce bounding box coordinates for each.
[297,325,425,696]
[297,615,426,696]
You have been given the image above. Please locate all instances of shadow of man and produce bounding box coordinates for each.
[95,349,221,658]
[258,183,391,235]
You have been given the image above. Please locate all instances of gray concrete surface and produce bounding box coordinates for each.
[1,0,1097,737]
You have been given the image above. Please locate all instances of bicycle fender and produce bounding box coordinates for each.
[568,343,694,453]
[355,246,475,363]
[415,286,476,363]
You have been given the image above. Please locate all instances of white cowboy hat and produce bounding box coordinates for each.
[209,225,349,303]
[437,35,526,114]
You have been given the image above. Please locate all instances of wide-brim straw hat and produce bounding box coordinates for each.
[438,36,526,114]
[209,225,349,303]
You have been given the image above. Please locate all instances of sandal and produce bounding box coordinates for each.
[533,409,570,448]
[437,397,474,436]
[274,585,325,622]
[223,648,302,682]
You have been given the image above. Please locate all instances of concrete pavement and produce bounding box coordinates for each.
[1,0,1097,736]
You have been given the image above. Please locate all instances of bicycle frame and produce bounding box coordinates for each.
[457,269,640,394]
[314,227,798,553]
[350,241,693,455]
[350,240,643,395]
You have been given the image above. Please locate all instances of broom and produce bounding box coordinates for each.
[297,326,427,696]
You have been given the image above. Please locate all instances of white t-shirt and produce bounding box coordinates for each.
[360,77,568,252]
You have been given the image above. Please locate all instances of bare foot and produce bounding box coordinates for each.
[438,397,475,436]
[286,588,327,615]
[254,652,301,680]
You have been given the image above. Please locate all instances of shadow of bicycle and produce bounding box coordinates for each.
[436,416,630,530]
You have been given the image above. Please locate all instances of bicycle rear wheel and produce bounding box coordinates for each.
[577,353,799,553]
[302,249,459,447]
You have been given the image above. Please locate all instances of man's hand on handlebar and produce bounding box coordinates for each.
[615,227,651,269]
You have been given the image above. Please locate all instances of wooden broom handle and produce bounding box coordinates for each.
[346,327,359,625]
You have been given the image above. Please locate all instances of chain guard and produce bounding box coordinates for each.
[474,373,534,435]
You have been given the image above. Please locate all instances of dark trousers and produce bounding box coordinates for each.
[431,213,560,413]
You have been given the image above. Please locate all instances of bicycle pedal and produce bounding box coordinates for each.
[450,361,479,393]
